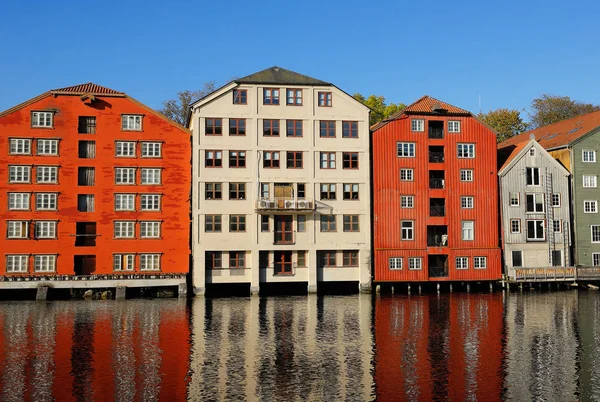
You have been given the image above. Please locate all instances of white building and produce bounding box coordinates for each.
[188,67,371,295]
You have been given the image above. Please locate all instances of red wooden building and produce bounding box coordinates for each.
[0,83,190,296]
[372,96,501,283]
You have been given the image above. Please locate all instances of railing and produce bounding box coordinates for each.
[0,273,185,281]
[576,267,600,279]
[427,235,448,247]
[429,267,448,278]
[255,198,315,212]
[513,267,576,281]
[429,178,445,189]
[274,231,294,245]
[428,128,444,139]
[75,234,97,247]
[429,152,445,163]
[430,205,446,216]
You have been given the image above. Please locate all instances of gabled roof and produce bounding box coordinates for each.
[371,95,471,131]
[235,66,331,86]
[498,138,570,177]
[50,83,125,96]
[498,110,600,151]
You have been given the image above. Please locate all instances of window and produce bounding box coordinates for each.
[140,168,161,185]
[401,195,414,208]
[320,215,337,232]
[9,138,31,155]
[263,119,280,136]
[263,88,280,105]
[141,142,162,158]
[205,183,222,200]
[8,193,30,210]
[320,184,336,200]
[7,221,28,239]
[37,139,58,155]
[474,257,487,269]
[320,152,336,169]
[585,200,598,213]
[456,257,468,270]
[6,255,28,273]
[229,215,246,232]
[36,166,58,184]
[78,141,96,158]
[141,194,161,211]
[116,141,136,157]
[583,175,597,188]
[36,193,57,210]
[512,251,523,267]
[400,169,414,181]
[397,142,415,157]
[343,215,360,232]
[320,121,336,137]
[297,215,306,232]
[594,253,600,267]
[297,250,306,267]
[297,183,305,199]
[526,167,540,186]
[9,166,31,183]
[140,254,160,271]
[229,183,246,200]
[263,151,280,168]
[343,251,359,267]
[401,221,414,240]
[229,119,246,136]
[115,194,135,211]
[206,251,222,269]
[229,251,246,268]
[115,167,136,184]
[318,92,332,107]
[461,196,474,209]
[261,215,269,232]
[78,116,96,134]
[462,221,474,240]
[460,169,473,182]
[31,111,53,128]
[114,221,135,238]
[553,220,561,233]
[410,119,425,132]
[343,183,359,200]
[34,221,57,239]
[510,193,520,206]
[389,257,402,270]
[583,150,596,163]
[286,120,303,137]
[122,115,142,131]
[552,194,561,207]
[78,167,95,186]
[593,225,600,243]
[229,151,246,168]
[113,254,135,271]
[529,148,536,157]
[140,221,161,238]
[34,255,56,272]
[457,143,475,158]
[448,121,461,133]
[408,257,422,270]
[342,121,358,138]
[342,152,359,169]
[260,183,270,199]
[527,220,545,240]
[205,151,222,167]
[526,193,544,213]
[286,151,303,168]
[233,89,247,105]
[205,215,222,232]
[286,89,302,105]
[205,118,222,135]
[511,219,521,233]
[77,194,95,212]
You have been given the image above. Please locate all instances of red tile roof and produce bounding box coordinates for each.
[498,110,600,150]
[51,83,125,96]
[498,140,529,173]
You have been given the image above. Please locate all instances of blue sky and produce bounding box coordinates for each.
[1,0,599,120]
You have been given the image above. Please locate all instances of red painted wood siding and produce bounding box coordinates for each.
[373,113,501,282]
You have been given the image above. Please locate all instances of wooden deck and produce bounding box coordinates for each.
[510,267,600,282]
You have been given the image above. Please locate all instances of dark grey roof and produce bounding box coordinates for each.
[235,66,331,86]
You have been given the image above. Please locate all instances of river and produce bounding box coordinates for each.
[0,290,597,401]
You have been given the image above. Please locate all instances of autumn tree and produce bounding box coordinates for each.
[353,93,405,126]
[529,94,600,129]
[158,81,216,126]
[478,108,528,143]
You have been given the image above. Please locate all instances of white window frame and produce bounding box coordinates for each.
[583,175,597,188]
[115,141,136,157]
[474,256,487,269]
[114,254,135,271]
[9,165,31,183]
[31,111,53,128]
[141,168,162,185]
[9,138,32,155]
[35,193,58,211]
[461,196,474,209]
[527,219,545,241]
[401,221,414,240]
[583,149,597,163]
[397,142,416,158]
[389,257,402,270]
[526,167,541,186]
[400,168,414,181]
[593,253,600,267]
[460,169,473,182]
[34,255,56,272]
[457,143,475,158]
[115,167,136,185]
[552,193,561,207]
[140,254,161,271]
[114,221,135,238]
[122,115,142,131]
[7,221,29,239]
[141,142,162,158]
[456,257,468,270]
[115,194,136,211]
[510,219,521,233]
[448,121,461,133]
[140,221,161,238]
[319,152,334,169]
[411,119,424,132]
[141,194,161,211]
[510,193,520,206]
[593,225,600,243]
[36,139,59,155]
[526,193,545,213]
[529,148,536,157]
[6,255,28,273]
[34,221,57,239]
[462,221,474,240]
[584,200,598,213]
[401,195,414,208]
[553,220,561,233]
[408,257,422,270]
[36,166,58,184]
[8,193,30,210]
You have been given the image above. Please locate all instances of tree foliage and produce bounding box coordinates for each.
[353,93,405,126]
[158,81,216,126]
[478,108,528,143]
[529,94,600,129]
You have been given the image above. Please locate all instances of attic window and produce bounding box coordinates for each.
[31,111,54,128]
[529,148,535,157]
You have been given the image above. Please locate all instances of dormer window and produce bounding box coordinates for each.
[122,115,142,131]
[31,111,53,128]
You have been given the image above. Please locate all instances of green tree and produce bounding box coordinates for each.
[478,108,528,143]
[158,81,216,126]
[353,93,405,126]
[529,94,600,129]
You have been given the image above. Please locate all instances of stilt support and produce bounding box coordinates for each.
[178,283,187,298]
[418,284,422,294]
[449,284,453,293]
[116,286,126,300]
[250,286,260,296]
[408,284,411,295]
[36,286,48,301]
[307,285,318,294]
[375,285,381,294]
[466,283,471,293]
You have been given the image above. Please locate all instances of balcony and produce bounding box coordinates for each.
[427,226,448,247]
[428,121,444,139]
[429,171,445,189]
[429,146,444,163]
[429,255,449,278]
[256,198,315,214]
[429,266,449,278]
[430,198,446,217]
